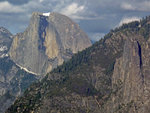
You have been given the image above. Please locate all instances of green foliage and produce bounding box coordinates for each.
[112,16,150,40]
[52,46,91,74]
[112,21,140,33]
[65,77,97,96]
[139,24,150,40]
[52,33,121,77]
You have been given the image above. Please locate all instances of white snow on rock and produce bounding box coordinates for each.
[0,53,9,58]
[16,63,38,75]
[43,12,50,16]
[0,46,7,52]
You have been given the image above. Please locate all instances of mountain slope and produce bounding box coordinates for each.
[0,27,38,113]
[6,17,150,113]
[9,12,91,75]
[0,57,38,113]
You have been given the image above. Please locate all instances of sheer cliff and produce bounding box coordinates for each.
[9,12,92,75]
[0,27,38,113]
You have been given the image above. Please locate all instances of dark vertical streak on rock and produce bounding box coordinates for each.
[137,41,142,68]
[38,16,48,51]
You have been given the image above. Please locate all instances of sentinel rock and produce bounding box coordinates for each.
[9,12,91,75]
[112,34,150,113]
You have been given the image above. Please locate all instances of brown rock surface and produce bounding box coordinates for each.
[9,12,91,75]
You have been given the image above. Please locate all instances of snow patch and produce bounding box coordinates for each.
[0,53,8,58]
[43,12,50,16]
[16,63,38,75]
[0,46,7,52]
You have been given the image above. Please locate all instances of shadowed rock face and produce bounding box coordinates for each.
[112,35,150,113]
[9,12,92,75]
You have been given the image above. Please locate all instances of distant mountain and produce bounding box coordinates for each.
[0,27,38,113]
[7,16,150,113]
[0,27,12,58]
[9,12,92,75]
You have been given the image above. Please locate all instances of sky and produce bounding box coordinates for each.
[0,0,150,41]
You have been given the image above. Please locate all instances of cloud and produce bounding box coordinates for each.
[89,32,105,41]
[61,3,84,16]
[0,0,149,42]
[0,0,30,5]
[121,3,135,10]
[118,17,141,27]
[67,15,104,20]
[0,0,50,13]
[121,1,150,12]
[59,2,104,20]
[0,1,25,13]
[39,0,44,3]
[140,1,150,11]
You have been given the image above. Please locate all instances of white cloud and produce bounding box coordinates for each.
[59,2,104,20]
[121,1,150,12]
[68,15,104,20]
[139,1,150,11]
[0,1,25,13]
[39,0,44,3]
[121,3,135,10]
[0,0,49,13]
[0,0,149,37]
[89,33,105,41]
[118,17,141,27]
[61,3,84,16]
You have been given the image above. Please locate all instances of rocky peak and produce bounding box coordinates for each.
[9,12,91,75]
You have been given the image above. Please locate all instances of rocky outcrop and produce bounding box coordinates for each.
[9,12,91,75]
[112,35,150,113]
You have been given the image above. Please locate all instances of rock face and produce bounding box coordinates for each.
[9,12,92,75]
[0,27,38,113]
[112,35,150,113]
[6,16,150,113]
